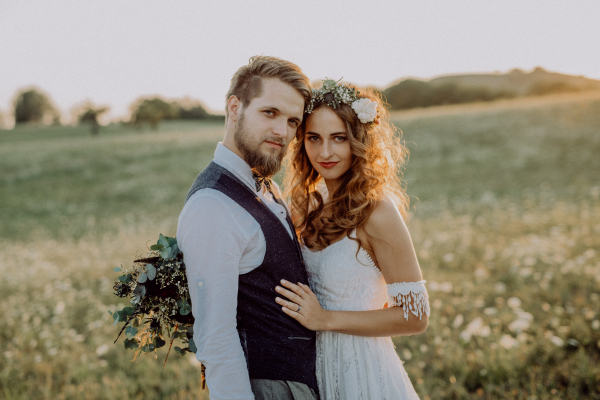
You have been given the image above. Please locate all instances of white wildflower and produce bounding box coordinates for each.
[499,334,519,349]
[508,318,531,333]
[351,98,378,123]
[495,282,506,293]
[54,301,66,315]
[459,317,489,342]
[478,326,491,337]
[96,344,110,356]
[550,336,564,347]
[507,297,522,308]
[443,253,455,263]
[452,314,464,328]
[483,307,497,315]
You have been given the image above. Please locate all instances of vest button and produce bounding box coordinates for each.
[198,281,204,287]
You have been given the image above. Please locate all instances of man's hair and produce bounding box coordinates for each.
[225,56,312,120]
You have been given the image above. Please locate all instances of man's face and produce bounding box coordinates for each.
[234,78,305,177]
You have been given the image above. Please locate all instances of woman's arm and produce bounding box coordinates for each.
[276,197,429,337]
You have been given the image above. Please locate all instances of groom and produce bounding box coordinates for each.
[177,56,318,400]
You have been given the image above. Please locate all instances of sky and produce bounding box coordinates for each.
[1,0,599,122]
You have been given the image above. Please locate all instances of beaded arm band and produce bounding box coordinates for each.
[386,280,430,320]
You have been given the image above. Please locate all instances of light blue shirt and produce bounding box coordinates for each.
[177,143,292,400]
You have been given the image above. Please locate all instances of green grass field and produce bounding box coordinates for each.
[1,92,599,399]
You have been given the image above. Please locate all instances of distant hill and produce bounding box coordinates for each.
[382,67,600,110]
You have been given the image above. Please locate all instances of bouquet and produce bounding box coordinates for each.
[110,234,199,368]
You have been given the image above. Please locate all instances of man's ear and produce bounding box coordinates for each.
[227,96,241,123]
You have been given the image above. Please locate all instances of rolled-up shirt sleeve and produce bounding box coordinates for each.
[177,190,255,400]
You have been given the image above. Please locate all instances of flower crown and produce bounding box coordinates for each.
[306,79,379,124]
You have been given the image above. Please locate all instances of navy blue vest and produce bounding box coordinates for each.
[185,162,317,393]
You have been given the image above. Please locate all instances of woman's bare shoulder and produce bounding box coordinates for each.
[363,196,407,241]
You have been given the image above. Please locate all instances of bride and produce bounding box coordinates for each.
[275,80,429,399]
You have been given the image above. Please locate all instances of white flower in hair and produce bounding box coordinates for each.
[351,98,378,124]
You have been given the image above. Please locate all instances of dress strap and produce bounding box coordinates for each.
[386,280,430,320]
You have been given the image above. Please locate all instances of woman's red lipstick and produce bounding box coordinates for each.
[318,162,339,169]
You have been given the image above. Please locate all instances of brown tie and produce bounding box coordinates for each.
[252,170,272,193]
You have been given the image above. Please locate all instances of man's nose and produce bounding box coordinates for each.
[272,118,288,137]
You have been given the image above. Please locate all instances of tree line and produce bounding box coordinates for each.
[5,68,597,132]
[6,87,223,134]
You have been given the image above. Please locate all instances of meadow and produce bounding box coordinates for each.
[1,91,599,399]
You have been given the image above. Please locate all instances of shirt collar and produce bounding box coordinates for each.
[213,142,258,192]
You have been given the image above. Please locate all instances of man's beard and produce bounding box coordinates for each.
[234,113,288,177]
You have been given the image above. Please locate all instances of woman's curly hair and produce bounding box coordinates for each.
[283,85,410,251]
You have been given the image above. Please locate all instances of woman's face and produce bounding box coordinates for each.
[304,107,352,186]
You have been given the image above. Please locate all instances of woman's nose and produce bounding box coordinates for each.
[321,141,332,158]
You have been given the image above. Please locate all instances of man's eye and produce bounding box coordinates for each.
[289,120,299,127]
[264,110,274,116]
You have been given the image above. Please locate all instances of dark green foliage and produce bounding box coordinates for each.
[130,97,179,129]
[76,101,109,135]
[13,87,60,125]
[383,68,600,110]
[130,97,224,129]
[529,81,584,96]
[383,79,516,110]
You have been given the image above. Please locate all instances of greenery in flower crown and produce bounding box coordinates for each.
[306,78,361,114]
[110,234,198,367]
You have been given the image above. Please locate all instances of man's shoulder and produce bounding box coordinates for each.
[182,188,235,214]
[177,188,254,244]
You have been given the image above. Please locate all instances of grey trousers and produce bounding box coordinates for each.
[250,379,318,400]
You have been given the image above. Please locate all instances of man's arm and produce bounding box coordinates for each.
[177,191,255,400]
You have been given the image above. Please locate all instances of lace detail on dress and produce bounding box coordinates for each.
[302,233,421,400]
[386,280,430,320]
[360,247,383,277]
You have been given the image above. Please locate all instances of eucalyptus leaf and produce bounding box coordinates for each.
[188,338,197,353]
[158,234,169,248]
[169,237,178,248]
[133,285,146,298]
[146,264,156,280]
[118,274,132,283]
[122,307,135,316]
[155,337,166,349]
[137,272,148,283]
[132,317,140,328]
[125,326,138,339]
[160,248,170,260]
[174,346,185,356]
[180,302,192,316]
[124,338,138,350]
[141,343,155,352]
[150,244,164,251]
[113,266,122,272]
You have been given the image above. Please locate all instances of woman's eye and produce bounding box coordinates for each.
[334,136,347,142]
[307,136,319,142]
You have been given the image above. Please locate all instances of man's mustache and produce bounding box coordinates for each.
[263,137,286,147]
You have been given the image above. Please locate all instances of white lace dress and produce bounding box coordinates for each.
[302,231,428,400]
